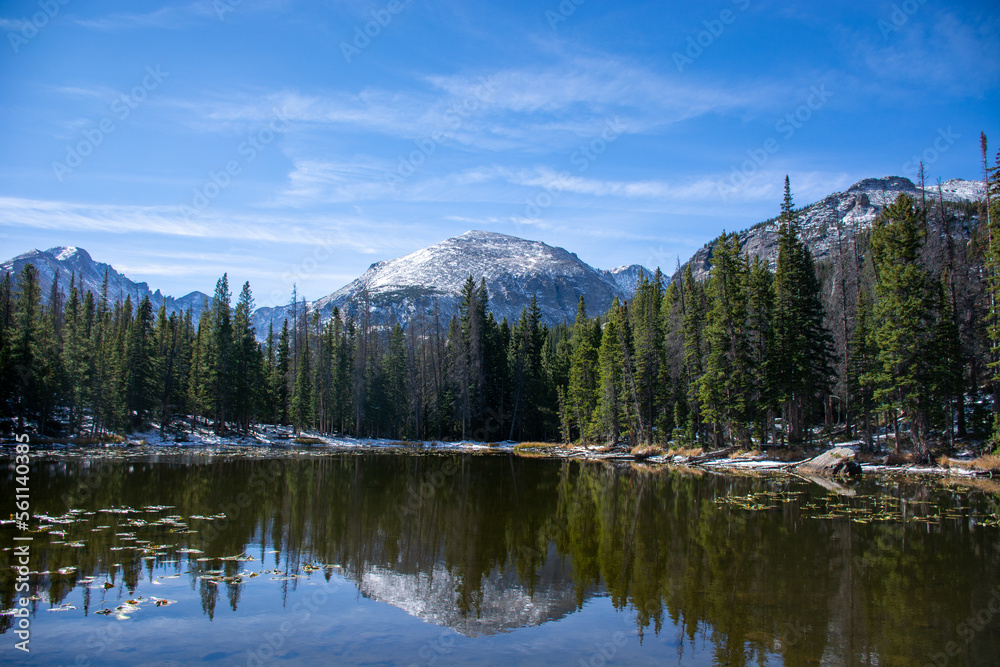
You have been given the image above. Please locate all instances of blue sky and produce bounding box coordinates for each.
[1,0,998,306]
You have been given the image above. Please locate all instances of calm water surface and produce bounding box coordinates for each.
[2,451,999,666]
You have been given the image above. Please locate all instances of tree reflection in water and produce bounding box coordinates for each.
[2,453,998,666]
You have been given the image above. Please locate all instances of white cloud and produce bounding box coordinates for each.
[0,196,391,253]
[165,52,796,154]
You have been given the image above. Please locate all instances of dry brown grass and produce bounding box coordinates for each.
[856,451,919,466]
[668,446,703,458]
[293,436,325,445]
[513,442,561,456]
[764,447,811,463]
[727,448,762,459]
[631,444,665,458]
[35,434,127,446]
[941,454,1000,471]
[973,454,1000,470]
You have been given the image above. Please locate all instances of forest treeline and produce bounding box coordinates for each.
[2,144,999,451]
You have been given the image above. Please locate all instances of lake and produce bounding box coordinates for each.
[2,451,999,666]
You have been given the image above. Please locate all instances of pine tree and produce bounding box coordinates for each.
[698,233,752,447]
[0,271,13,419]
[591,298,626,443]
[931,273,964,450]
[63,275,88,432]
[982,139,1000,445]
[870,193,935,449]
[209,275,233,432]
[746,256,776,443]
[123,296,155,432]
[849,289,878,450]
[385,323,408,438]
[276,319,291,425]
[508,296,546,440]
[232,281,259,433]
[11,264,41,432]
[567,297,599,443]
[773,176,834,444]
[292,320,313,432]
[681,266,706,442]
[631,272,666,445]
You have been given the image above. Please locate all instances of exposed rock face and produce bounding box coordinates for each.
[679,176,983,282]
[0,246,209,322]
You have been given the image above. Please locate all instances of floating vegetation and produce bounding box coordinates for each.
[711,484,1000,528]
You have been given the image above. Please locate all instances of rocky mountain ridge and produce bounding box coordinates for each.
[681,176,984,282]
[0,246,210,322]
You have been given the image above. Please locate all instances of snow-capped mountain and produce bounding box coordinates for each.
[0,246,210,321]
[681,176,984,281]
[254,231,651,330]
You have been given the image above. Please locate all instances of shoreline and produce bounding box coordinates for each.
[4,425,997,489]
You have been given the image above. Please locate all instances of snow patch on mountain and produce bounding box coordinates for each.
[255,231,652,331]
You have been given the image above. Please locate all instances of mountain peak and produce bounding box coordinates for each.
[288,232,650,328]
[845,176,917,193]
[47,246,92,263]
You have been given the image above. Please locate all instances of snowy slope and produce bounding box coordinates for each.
[256,231,651,329]
[0,246,210,321]
[681,176,984,281]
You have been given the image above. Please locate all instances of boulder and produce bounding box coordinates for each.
[795,447,862,477]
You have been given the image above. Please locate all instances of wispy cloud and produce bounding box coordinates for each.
[70,3,218,30]
[166,53,797,153]
[0,196,389,253]
[69,0,287,30]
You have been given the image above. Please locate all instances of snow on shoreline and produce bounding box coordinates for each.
[3,424,996,483]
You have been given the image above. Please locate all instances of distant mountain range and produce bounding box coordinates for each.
[1,232,649,332]
[0,246,211,323]
[3,175,986,334]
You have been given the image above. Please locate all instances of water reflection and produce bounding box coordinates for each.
[2,453,999,665]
